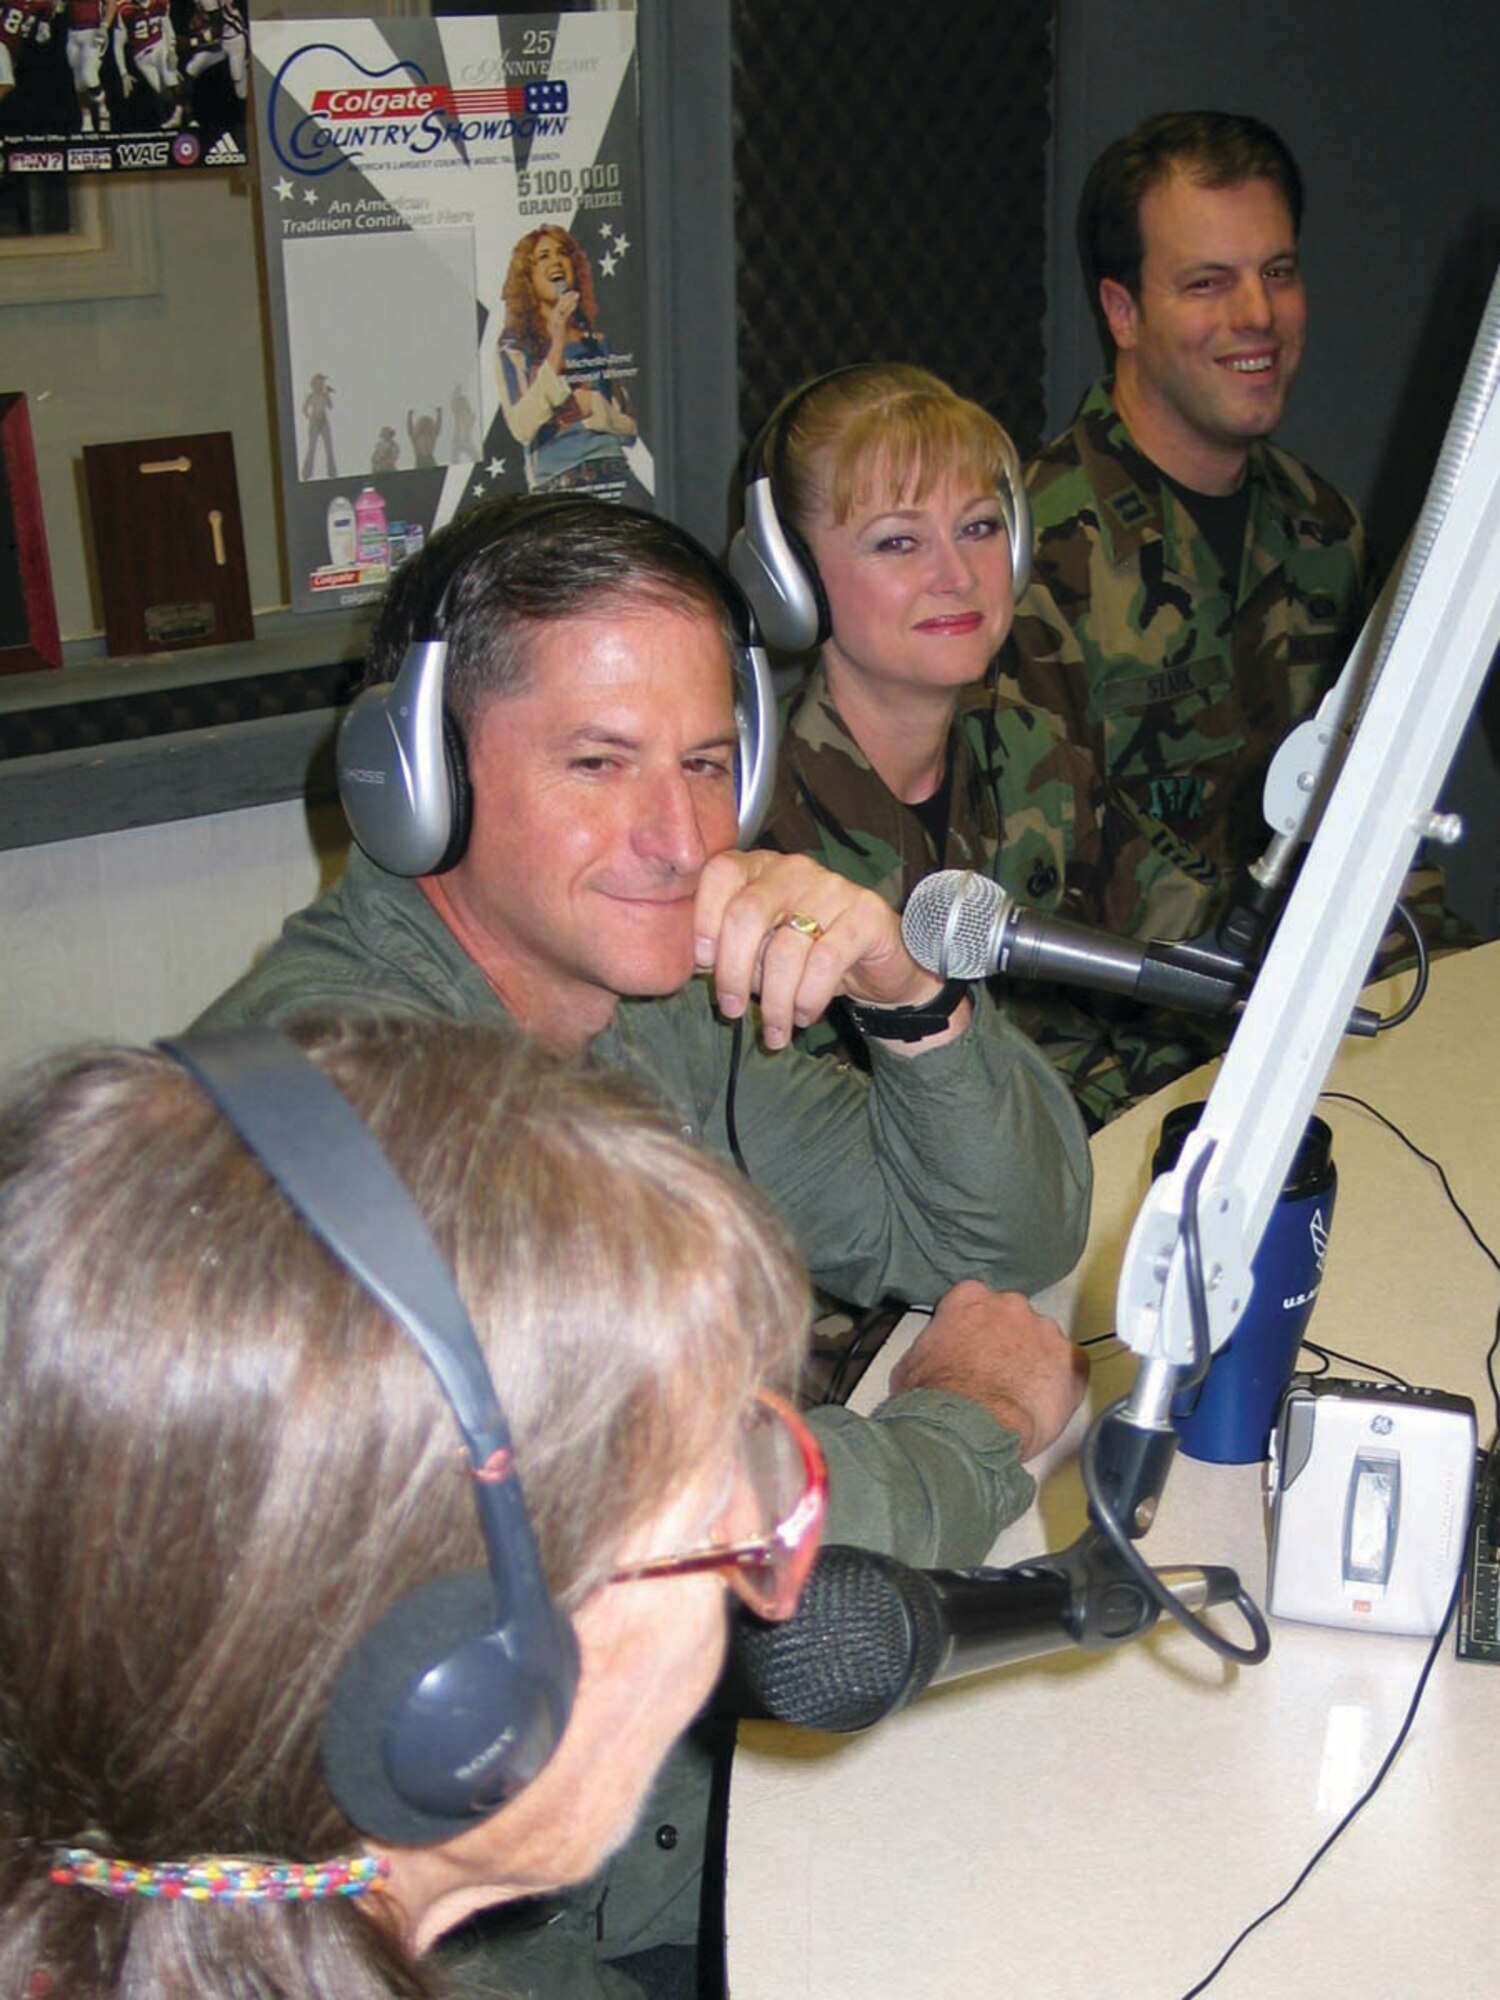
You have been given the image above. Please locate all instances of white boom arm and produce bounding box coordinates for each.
[1115,267,1500,1428]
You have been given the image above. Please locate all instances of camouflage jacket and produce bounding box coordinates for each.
[761,661,1223,1129]
[1002,378,1371,931]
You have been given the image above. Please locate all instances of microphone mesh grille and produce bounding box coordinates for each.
[901,870,1006,981]
[726,1546,946,1732]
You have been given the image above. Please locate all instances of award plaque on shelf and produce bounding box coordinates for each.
[1,392,62,675]
[83,431,254,657]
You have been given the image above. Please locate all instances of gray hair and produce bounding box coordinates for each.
[0,1015,809,1996]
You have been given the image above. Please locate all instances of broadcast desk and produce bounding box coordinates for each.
[726,941,1500,2000]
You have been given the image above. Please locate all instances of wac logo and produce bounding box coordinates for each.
[1147,774,1205,824]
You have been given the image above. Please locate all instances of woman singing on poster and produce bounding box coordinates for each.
[495,225,638,494]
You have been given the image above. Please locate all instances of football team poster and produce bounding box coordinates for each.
[253,14,650,614]
[0,0,248,175]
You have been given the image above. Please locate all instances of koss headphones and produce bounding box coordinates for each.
[337,496,777,876]
[727,364,1033,655]
[159,1026,580,1848]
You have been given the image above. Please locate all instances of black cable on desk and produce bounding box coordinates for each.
[1321,1089,1500,1435]
[1177,1565,1462,1999]
[1181,1092,1496,1992]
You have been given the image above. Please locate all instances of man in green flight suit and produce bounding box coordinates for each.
[194,493,1092,1997]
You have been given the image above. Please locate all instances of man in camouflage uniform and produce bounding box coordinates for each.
[762,659,1216,1130]
[1003,112,1371,937]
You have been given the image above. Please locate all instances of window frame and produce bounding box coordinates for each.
[1,180,160,306]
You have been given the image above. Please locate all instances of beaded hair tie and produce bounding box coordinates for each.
[49,1849,390,1904]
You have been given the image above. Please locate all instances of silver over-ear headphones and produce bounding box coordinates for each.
[337,497,777,876]
[727,365,1032,655]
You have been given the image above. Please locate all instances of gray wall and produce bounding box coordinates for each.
[1045,1,1500,936]
[4,4,1493,928]
[0,172,280,637]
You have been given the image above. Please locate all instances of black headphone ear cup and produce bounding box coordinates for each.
[433,709,473,874]
[163,1031,582,1856]
[321,1569,574,1847]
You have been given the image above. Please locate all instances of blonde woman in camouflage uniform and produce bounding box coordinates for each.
[752,363,1213,1130]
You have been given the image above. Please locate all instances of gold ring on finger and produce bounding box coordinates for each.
[782,911,825,943]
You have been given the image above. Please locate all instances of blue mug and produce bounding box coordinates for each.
[1157,1103,1337,1464]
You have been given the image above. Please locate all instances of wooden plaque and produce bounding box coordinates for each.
[83,431,254,657]
[0,392,62,675]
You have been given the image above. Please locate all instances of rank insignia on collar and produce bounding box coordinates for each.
[1108,488,1150,528]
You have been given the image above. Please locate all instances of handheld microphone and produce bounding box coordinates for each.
[901,870,1245,1019]
[719,1543,1239,1732]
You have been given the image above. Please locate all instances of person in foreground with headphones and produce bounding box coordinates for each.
[0,1014,823,1999]
[738,362,1217,1130]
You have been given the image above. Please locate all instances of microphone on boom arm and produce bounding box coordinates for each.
[900,870,1246,1017]
[901,871,1382,1036]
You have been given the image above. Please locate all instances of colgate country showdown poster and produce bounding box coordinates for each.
[254,15,650,614]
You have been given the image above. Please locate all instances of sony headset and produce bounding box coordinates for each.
[336,495,777,876]
[727,364,1033,655]
[159,1026,580,1848]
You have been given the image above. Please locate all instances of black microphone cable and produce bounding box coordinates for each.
[1368,901,1431,1032]
[724,1011,750,1177]
[1079,1138,1272,1668]
[1318,1089,1500,1428]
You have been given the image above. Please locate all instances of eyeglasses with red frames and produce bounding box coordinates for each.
[609,1388,826,1623]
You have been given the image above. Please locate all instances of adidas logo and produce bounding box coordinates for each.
[204,130,246,165]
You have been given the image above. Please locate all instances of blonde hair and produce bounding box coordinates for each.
[0,1016,809,1997]
[772,363,1019,534]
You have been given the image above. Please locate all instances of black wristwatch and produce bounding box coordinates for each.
[840,978,973,1043]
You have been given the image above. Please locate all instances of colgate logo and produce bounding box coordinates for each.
[311,85,445,119]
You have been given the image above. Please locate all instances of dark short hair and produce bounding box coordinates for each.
[1079,111,1305,359]
[363,495,738,731]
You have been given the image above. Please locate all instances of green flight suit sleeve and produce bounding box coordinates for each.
[720,988,1092,1306]
[810,1387,1033,1567]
